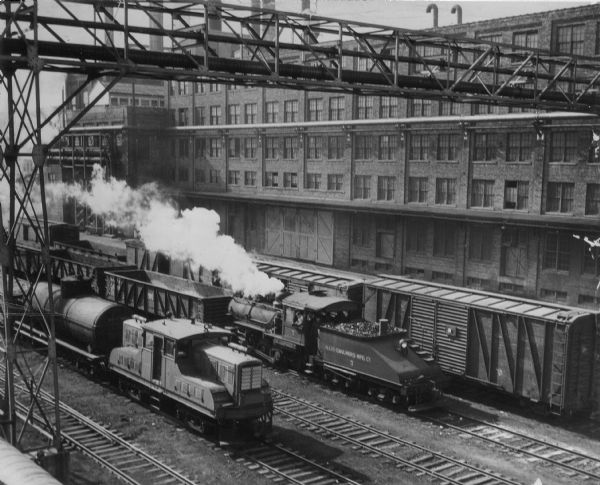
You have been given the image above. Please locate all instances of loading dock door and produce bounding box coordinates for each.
[316,211,333,265]
[265,207,282,256]
[264,208,333,265]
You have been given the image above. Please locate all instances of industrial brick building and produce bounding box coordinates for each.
[51,3,600,309]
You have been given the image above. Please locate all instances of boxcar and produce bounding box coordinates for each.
[364,275,599,415]
[253,255,366,303]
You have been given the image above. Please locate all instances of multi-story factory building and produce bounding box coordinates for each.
[52,3,600,309]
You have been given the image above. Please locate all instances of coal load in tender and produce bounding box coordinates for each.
[325,320,398,338]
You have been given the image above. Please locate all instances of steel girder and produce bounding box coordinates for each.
[1,1,600,111]
[0,0,64,451]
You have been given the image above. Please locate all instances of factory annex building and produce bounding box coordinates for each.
[48,3,600,309]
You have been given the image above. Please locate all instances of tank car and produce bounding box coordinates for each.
[31,279,133,359]
[110,316,273,437]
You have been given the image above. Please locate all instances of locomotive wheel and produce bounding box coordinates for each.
[189,417,207,434]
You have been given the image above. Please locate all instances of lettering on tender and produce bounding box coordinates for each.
[324,344,371,363]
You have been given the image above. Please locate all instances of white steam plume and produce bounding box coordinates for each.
[47,164,284,297]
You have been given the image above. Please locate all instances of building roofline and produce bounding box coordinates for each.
[169,112,598,133]
[429,2,600,34]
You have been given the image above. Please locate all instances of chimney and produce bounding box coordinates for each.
[250,0,261,35]
[148,11,164,51]
[102,6,114,45]
[299,0,318,44]
[261,0,276,42]
[207,0,222,32]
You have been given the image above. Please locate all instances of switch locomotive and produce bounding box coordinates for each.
[29,280,273,437]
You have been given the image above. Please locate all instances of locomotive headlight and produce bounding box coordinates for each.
[399,339,409,352]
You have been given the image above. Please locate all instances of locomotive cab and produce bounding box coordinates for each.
[229,291,357,368]
[280,293,358,355]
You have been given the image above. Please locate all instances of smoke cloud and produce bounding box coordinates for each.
[47,164,284,297]
[0,167,44,235]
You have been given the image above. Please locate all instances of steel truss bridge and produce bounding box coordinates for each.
[1,0,600,457]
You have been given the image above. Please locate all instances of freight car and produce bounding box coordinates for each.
[28,278,273,436]
[364,275,600,416]
[14,239,600,416]
[229,291,445,410]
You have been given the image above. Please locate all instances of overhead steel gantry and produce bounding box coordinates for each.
[2,0,600,112]
[1,0,600,458]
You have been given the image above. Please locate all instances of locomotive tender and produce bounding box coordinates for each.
[229,291,445,409]
[30,279,273,436]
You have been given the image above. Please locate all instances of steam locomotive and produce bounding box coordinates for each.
[28,278,273,438]
[229,291,444,411]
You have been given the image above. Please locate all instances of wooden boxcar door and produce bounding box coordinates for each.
[152,336,163,382]
[409,298,435,355]
[434,302,468,374]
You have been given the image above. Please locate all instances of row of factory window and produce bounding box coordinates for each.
[109,96,165,108]
[478,23,585,56]
[419,23,585,57]
[172,97,533,126]
[352,218,596,278]
[172,130,598,164]
[188,168,600,215]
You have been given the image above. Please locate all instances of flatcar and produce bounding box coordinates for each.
[27,278,273,437]
[229,291,445,410]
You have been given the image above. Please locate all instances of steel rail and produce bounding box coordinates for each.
[0,364,198,485]
[426,410,600,482]
[230,441,362,485]
[273,389,522,485]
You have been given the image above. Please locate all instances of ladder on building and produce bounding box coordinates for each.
[549,323,568,415]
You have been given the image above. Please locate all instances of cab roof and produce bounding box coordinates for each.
[204,344,262,366]
[282,292,356,312]
[141,317,231,341]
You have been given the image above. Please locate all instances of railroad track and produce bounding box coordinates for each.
[273,389,521,485]
[426,410,600,482]
[0,368,198,485]
[1,359,362,485]
[227,440,361,485]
